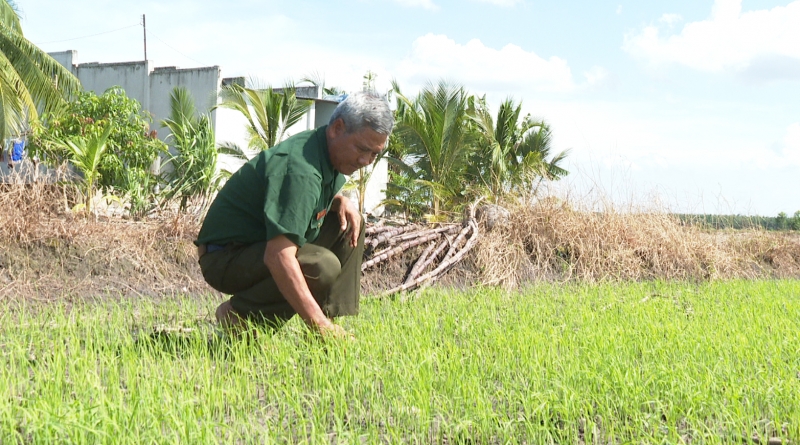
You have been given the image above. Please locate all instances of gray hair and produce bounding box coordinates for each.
[329,92,394,135]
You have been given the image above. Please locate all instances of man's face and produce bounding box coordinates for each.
[327,118,388,175]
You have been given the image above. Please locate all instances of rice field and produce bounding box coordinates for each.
[2,280,799,444]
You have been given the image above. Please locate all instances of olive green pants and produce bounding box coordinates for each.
[198,213,364,325]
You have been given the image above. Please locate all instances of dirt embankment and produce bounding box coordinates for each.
[1,216,205,300]
[0,216,474,300]
[2,184,799,300]
[2,214,799,301]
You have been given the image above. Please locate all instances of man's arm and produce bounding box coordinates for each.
[264,235,349,337]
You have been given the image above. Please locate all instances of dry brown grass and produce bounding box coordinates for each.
[2,175,798,299]
[474,196,800,288]
[0,176,206,299]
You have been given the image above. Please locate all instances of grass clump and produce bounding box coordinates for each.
[2,280,799,443]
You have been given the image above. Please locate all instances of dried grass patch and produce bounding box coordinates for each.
[0,180,206,299]
[474,198,800,288]
[2,179,798,299]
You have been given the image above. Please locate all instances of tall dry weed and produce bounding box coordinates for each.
[0,166,80,243]
[475,194,800,287]
[3,170,799,298]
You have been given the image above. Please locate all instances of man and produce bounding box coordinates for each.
[195,92,393,339]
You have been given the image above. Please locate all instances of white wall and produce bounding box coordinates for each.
[49,50,220,144]
[150,66,220,136]
[0,159,51,183]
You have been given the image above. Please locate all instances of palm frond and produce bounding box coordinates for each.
[0,57,29,140]
[216,79,311,151]
[0,26,80,110]
[63,124,113,213]
[0,17,81,140]
[391,79,478,215]
[162,87,222,210]
[217,141,250,161]
[166,86,197,127]
[0,0,21,34]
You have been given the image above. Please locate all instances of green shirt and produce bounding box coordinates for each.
[196,126,345,247]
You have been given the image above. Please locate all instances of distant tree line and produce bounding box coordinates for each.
[676,211,800,231]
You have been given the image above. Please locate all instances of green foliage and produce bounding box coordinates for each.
[380,131,426,220]
[63,124,112,214]
[119,166,157,218]
[215,80,312,151]
[387,80,570,220]
[160,86,224,211]
[29,86,166,193]
[776,212,789,231]
[391,79,476,218]
[0,0,80,140]
[676,213,800,231]
[382,166,429,220]
[470,96,569,201]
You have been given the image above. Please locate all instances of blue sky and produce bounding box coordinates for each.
[19,0,800,216]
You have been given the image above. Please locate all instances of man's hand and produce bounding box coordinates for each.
[332,194,361,247]
[314,321,355,341]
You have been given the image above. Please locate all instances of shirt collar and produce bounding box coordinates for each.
[316,125,338,185]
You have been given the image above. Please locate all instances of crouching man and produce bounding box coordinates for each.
[195,92,393,339]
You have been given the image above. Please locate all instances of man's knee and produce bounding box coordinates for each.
[300,247,342,291]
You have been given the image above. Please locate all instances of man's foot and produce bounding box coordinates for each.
[215,300,252,338]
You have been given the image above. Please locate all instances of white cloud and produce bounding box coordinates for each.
[536,99,800,176]
[658,13,683,25]
[623,0,800,76]
[472,0,522,6]
[583,66,609,87]
[616,5,622,15]
[396,33,575,93]
[393,0,438,10]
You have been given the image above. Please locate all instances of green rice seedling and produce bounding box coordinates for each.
[1,281,799,443]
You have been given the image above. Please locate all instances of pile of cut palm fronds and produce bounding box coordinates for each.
[362,208,480,296]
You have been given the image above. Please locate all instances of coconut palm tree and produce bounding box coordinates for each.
[161,86,245,211]
[215,80,312,152]
[300,72,345,97]
[0,0,80,141]
[471,97,569,201]
[391,79,477,218]
[64,124,112,215]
